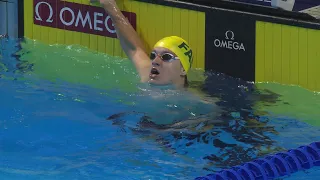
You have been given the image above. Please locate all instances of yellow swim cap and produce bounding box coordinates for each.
[154,36,193,73]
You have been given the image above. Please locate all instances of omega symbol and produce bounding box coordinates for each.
[225,30,235,40]
[35,1,54,23]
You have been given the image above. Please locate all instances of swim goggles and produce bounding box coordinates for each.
[150,51,179,62]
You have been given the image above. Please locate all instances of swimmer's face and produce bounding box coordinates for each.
[148,47,186,85]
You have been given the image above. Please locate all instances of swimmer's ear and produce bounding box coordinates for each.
[180,64,187,76]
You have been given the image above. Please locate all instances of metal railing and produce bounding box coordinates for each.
[0,0,22,39]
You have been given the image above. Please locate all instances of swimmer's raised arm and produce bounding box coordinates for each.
[94,0,151,81]
[92,0,193,87]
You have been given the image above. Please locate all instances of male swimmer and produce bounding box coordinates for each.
[93,0,222,128]
[93,0,193,89]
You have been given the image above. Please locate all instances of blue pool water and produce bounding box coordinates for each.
[1,38,320,179]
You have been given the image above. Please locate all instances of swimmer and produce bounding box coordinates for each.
[92,0,193,89]
[92,0,222,126]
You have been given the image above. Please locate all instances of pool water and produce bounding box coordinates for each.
[0,38,320,179]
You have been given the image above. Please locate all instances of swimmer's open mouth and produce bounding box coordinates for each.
[150,68,160,75]
[150,67,160,79]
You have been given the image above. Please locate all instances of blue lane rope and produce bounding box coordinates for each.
[195,142,320,180]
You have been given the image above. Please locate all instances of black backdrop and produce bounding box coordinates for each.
[205,10,256,81]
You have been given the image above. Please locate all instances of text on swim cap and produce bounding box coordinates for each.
[178,42,193,68]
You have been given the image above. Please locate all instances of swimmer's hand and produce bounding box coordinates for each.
[90,0,117,8]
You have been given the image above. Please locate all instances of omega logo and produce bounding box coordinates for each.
[33,0,136,38]
[214,30,245,51]
[225,30,234,40]
[34,1,54,23]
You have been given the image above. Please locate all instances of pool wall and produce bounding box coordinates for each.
[9,0,320,91]
[22,0,206,70]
